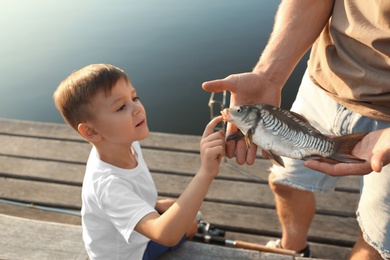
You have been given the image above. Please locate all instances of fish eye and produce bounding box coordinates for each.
[236,107,241,113]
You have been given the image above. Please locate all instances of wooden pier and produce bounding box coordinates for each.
[0,118,361,259]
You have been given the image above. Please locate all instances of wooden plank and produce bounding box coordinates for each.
[0,177,358,247]
[0,119,366,190]
[0,214,87,260]
[0,157,359,217]
[199,202,359,245]
[159,240,294,260]
[0,202,81,225]
[0,201,351,260]
[0,118,361,259]
[0,134,269,181]
[0,178,81,209]
[0,118,200,151]
[0,202,349,259]
[153,173,359,216]
[0,213,299,260]
[0,155,85,185]
[224,232,352,260]
[0,135,90,163]
[0,133,359,189]
[0,118,81,141]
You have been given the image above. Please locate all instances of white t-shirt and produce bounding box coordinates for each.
[81,142,158,260]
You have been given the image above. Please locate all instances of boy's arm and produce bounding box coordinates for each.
[135,116,225,246]
[155,198,176,214]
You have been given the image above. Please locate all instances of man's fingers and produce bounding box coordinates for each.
[224,139,236,158]
[246,144,257,165]
[235,140,248,165]
[202,77,235,93]
[304,160,372,176]
[304,160,332,173]
[371,150,390,172]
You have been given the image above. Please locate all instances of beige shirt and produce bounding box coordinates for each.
[308,0,390,122]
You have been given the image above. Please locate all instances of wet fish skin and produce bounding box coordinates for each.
[221,104,367,167]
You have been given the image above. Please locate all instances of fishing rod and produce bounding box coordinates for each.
[0,198,81,216]
[208,91,227,131]
[195,220,296,256]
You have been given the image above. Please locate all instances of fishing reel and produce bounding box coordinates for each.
[197,219,225,237]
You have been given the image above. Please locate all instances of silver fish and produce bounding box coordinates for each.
[221,104,367,167]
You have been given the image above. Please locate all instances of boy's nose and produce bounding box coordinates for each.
[132,102,144,115]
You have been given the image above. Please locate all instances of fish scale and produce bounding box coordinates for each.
[262,109,316,150]
[221,104,367,167]
[267,107,334,154]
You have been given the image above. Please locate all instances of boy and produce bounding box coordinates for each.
[53,64,225,259]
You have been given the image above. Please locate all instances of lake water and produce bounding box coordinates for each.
[0,0,307,135]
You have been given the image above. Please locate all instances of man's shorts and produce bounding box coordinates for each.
[271,70,390,258]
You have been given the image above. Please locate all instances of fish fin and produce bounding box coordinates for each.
[226,131,245,141]
[263,150,285,167]
[289,110,310,123]
[226,131,252,150]
[245,129,254,150]
[302,156,341,164]
[329,133,368,163]
[289,111,322,135]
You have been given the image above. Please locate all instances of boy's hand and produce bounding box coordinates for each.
[199,116,225,178]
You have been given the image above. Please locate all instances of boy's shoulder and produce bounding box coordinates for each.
[85,141,144,178]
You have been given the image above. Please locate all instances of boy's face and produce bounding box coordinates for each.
[88,78,149,144]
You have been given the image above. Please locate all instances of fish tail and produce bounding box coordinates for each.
[330,133,367,163]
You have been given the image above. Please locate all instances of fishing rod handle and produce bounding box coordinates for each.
[234,240,296,256]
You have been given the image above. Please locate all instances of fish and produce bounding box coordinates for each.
[221,104,367,167]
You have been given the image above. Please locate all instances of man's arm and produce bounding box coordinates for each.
[254,0,335,89]
[203,0,335,164]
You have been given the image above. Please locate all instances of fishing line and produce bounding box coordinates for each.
[0,198,81,216]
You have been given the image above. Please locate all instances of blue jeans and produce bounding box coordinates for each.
[142,235,186,260]
[271,70,390,258]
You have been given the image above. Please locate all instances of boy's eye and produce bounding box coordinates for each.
[117,105,126,112]
[133,96,140,102]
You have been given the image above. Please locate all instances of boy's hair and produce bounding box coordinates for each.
[53,64,129,131]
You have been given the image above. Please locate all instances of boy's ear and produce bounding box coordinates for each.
[78,123,102,142]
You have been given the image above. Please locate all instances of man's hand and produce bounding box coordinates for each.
[203,72,282,165]
[304,128,390,176]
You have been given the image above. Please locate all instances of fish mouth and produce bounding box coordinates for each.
[220,108,230,122]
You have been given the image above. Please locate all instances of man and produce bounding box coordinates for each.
[203,0,390,258]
